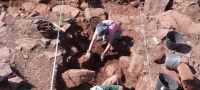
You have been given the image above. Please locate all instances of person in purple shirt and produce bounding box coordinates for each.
[86,20,122,61]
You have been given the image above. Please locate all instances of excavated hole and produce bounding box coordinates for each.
[54,21,133,90]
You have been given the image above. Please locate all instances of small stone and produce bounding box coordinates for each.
[153,52,165,64]
[32,19,42,24]
[62,23,71,31]
[152,37,160,45]
[143,61,148,66]
[37,40,47,48]
[24,54,29,59]
[71,46,78,54]
[15,46,22,51]
[187,41,191,44]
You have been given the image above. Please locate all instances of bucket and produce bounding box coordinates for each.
[166,31,183,50]
[165,54,182,71]
[156,73,178,90]
[89,16,103,32]
[36,20,55,39]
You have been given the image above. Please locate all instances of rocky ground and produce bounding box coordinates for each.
[0,0,200,90]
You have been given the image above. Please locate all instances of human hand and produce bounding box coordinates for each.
[86,50,91,58]
[101,53,106,61]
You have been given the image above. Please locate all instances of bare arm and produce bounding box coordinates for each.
[103,35,113,54]
[88,33,97,51]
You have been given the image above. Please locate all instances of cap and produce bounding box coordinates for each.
[96,22,108,36]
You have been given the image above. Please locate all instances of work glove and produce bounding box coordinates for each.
[86,50,91,58]
[101,53,106,61]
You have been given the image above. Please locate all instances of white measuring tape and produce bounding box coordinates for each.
[137,0,153,90]
[50,0,64,90]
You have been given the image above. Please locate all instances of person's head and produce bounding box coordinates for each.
[90,85,103,90]
[96,22,109,36]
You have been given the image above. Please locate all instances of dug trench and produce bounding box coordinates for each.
[54,19,134,90]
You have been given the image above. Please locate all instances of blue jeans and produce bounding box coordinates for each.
[104,31,122,42]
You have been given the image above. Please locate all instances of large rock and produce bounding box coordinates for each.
[0,63,25,90]
[61,69,95,88]
[78,54,95,70]
[177,63,197,90]
[119,56,131,69]
[135,74,157,90]
[15,38,38,50]
[144,0,170,15]
[52,5,80,18]
[155,10,200,34]
[43,50,62,60]
[128,52,145,77]
[135,75,151,90]
[15,19,33,28]
[7,7,21,17]
[0,47,10,59]
[147,29,168,40]
[0,27,6,33]
[109,14,131,25]
[22,2,50,14]
[105,64,123,78]
[84,8,106,20]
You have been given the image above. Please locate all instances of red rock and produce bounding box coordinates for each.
[144,0,170,15]
[53,5,79,18]
[153,52,165,64]
[119,56,131,69]
[128,54,145,77]
[155,10,200,34]
[177,63,197,90]
[22,2,50,14]
[105,64,122,78]
[78,54,95,70]
[61,69,95,88]
[84,8,106,20]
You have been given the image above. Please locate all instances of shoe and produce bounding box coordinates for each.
[96,36,103,42]
[110,46,114,51]
[109,39,118,51]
